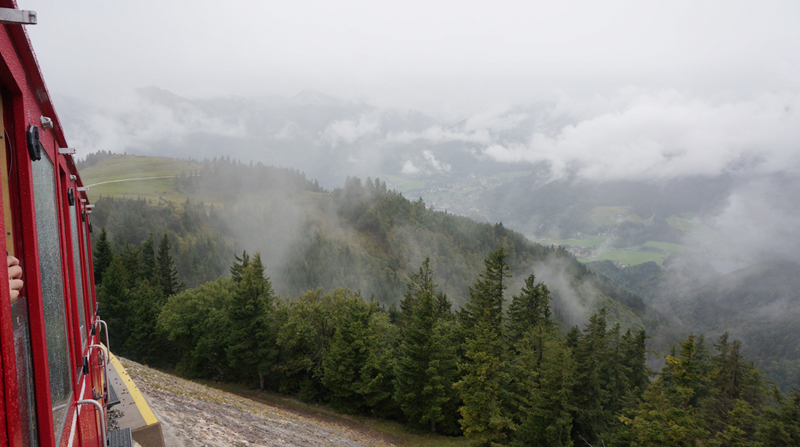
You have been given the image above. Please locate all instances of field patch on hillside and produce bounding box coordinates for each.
[579,249,667,266]
[590,206,644,227]
[380,174,425,193]
[82,155,204,203]
[666,214,701,232]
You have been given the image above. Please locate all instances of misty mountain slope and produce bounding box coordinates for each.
[667,260,800,389]
[478,175,737,239]
[283,177,646,328]
[589,257,800,389]
[86,154,647,331]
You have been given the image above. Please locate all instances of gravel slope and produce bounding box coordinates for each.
[120,358,396,447]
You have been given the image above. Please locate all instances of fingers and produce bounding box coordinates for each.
[8,264,21,280]
[7,256,22,300]
[9,278,22,300]
[8,255,22,280]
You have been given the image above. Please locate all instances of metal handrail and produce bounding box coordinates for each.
[88,344,110,404]
[76,399,106,446]
[96,319,110,354]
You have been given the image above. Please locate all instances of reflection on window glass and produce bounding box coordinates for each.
[83,222,92,310]
[12,297,38,446]
[69,203,86,344]
[32,152,71,434]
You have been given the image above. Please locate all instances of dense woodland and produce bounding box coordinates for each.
[94,240,799,446]
[590,258,800,391]
[90,157,645,325]
[88,157,799,445]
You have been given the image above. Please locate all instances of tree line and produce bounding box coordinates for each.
[90,166,646,325]
[95,240,800,446]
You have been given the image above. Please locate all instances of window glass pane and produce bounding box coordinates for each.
[32,151,71,434]
[83,221,93,313]
[12,297,38,446]
[69,203,86,345]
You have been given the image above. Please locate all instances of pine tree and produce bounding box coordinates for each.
[226,252,276,388]
[702,333,766,439]
[511,326,577,447]
[617,335,713,446]
[756,383,800,444]
[394,258,460,434]
[230,250,250,282]
[139,233,157,279]
[97,254,131,351]
[454,247,514,445]
[157,233,184,296]
[93,227,114,284]
[570,308,610,443]
[121,243,140,287]
[321,298,377,413]
[122,279,168,366]
[357,310,401,419]
[507,272,553,345]
[621,328,650,395]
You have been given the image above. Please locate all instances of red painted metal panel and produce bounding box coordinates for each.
[0,343,8,447]
[0,23,58,447]
[0,3,102,446]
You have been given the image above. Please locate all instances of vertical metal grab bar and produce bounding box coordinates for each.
[89,344,110,402]
[76,399,106,446]
[96,319,109,353]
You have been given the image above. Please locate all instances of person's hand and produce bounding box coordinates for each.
[8,256,22,301]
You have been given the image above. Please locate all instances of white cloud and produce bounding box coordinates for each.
[483,91,800,181]
[401,160,420,174]
[323,115,381,147]
[65,90,246,157]
[422,150,451,173]
[711,176,800,262]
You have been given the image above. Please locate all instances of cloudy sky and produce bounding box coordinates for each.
[16,1,800,183]
[19,1,800,115]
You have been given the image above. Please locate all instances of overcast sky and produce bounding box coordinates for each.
[18,0,800,117]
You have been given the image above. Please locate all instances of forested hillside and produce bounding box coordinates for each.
[88,154,645,328]
[95,244,800,446]
[85,154,800,445]
[590,257,800,390]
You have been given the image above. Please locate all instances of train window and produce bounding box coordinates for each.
[82,219,93,307]
[1,97,38,445]
[32,149,72,435]
[68,199,86,345]
[12,299,39,445]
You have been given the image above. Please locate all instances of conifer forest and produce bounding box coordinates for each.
[91,158,800,447]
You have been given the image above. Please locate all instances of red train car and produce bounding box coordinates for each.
[0,3,163,446]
